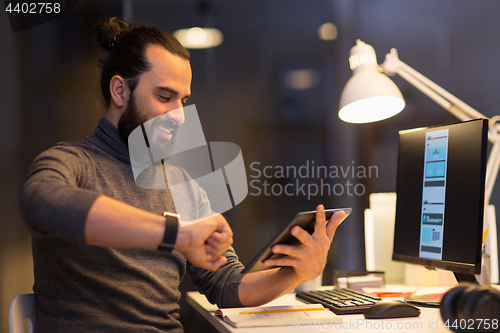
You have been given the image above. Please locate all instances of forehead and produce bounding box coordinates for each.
[139,44,192,91]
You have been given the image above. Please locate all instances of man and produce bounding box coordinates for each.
[20,17,345,332]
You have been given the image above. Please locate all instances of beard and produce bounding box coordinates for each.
[118,93,146,146]
[117,92,179,159]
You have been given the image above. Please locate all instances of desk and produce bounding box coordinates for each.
[187,286,452,333]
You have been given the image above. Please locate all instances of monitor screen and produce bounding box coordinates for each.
[392,118,488,276]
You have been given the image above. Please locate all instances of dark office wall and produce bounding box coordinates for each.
[346,0,500,288]
[1,1,500,332]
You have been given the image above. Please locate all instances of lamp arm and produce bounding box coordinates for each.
[382,48,500,207]
[485,135,500,205]
[382,48,486,121]
[382,49,500,141]
[392,63,472,121]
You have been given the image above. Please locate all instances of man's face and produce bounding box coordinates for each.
[118,45,192,149]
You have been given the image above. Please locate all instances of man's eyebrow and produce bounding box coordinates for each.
[155,86,191,99]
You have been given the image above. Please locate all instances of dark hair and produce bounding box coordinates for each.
[93,17,190,107]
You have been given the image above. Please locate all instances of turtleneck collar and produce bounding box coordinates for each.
[92,117,131,164]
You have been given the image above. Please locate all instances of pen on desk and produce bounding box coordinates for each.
[371,291,416,297]
[482,227,489,255]
[240,308,324,315]
[482,226,489,245]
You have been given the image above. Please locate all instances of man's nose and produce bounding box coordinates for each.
[165,106,185,125]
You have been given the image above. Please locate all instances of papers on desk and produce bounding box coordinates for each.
[215,303,342,328]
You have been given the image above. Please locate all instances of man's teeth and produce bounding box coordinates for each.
[157,126,172,134]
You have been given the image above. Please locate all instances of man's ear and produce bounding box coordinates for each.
[109,75,130,108]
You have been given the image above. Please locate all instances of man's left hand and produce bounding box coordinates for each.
[262,204,346,284]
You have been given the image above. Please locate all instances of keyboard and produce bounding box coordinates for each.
[295,288,381,315]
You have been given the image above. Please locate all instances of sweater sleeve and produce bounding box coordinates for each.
[171,165,246,307]
[187,246,245,308]
[20,144,101,242]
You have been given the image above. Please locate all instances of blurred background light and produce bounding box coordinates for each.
[318,22,338,41]
[284,69,321,90]
[174,27,224,49]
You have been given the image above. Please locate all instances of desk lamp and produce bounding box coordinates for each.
[339,40,499,284]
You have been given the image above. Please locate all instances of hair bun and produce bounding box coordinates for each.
[93,17,132,52]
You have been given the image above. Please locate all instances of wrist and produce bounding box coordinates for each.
[278,266,309,288]
[173,220,191,253]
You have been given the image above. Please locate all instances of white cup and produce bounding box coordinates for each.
[294,272,323,292]
[477,253,491,285]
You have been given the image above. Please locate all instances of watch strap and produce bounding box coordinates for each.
[158,213,179,252]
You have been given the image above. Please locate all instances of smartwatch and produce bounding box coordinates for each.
[158,212,180,252]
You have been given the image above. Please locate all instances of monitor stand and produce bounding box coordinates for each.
[453,272,479,284]
[404,272,479,308]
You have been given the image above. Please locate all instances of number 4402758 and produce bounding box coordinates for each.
[444,319,498,331]
[5,2,61,14]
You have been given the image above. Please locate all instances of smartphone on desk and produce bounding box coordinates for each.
[242,208,352,274]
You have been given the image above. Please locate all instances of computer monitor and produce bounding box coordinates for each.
[392,119,488,294]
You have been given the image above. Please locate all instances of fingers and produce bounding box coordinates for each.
[196,243,229,270]
[208,228,233,245]
[264,232,321,267]
[206,213,233,237]
[268,242,305,259]
[205,228,233,264]
[203,255,228,271]
[207,220,234,251]
[206,234,233,256]
[290,225,314,247]
[314,204,327,235]
[325,210,346,242]
[312,205,347,242]
[263,243,323,268]
[188,213,233,237]
[263,254,300,268]
[190,214,234,250]
[262,205,346,281]
[175,214,234,271]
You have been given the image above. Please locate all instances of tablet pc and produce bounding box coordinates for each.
[241,208,352,274]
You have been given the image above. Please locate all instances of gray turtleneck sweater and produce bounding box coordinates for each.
[20,117,245,333]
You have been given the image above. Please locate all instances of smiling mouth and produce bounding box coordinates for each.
[155,125,173,139]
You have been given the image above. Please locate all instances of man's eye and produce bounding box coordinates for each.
[158,95,170,102]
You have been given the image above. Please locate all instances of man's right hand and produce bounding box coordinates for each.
[84,196,232,271]
[175,214,233,271]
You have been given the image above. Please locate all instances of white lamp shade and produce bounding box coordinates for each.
[339,70,405,123]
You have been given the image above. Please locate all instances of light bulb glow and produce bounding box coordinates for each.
[318,22,338,41]
[173,28,224,49]
[187,27,207,44]
[339,96,405,123]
